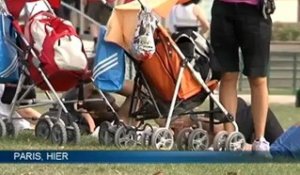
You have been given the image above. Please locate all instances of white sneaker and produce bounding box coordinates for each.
[207,146,214,151]
[91,126,100,138]
[252,137,272,158]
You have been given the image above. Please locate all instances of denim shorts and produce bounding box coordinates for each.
[210,0,272,77]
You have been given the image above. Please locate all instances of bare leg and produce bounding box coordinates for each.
[117,96,132,124]
[79,109,96,133]
[117,80,134,97]
[116,80,137,125]
[84,83,95,98]
[90,23,99,52]
[90,24,99,39]
[219,72,239,132]
[17,108,41,120]
[248,76,268,140]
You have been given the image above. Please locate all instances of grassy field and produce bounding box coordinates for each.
[0,163,300,175]
[0,103,299,175]
[269,103,300,129]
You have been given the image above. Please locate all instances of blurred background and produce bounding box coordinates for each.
[66,0,300,95]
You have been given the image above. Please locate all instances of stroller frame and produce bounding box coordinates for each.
[0,0,123,147]
[127,23,245,151]
[96,0,246,151]
[0,1,86,146]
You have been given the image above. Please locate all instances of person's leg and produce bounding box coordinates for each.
[90,24,99,43]
[116,80,134,125]
[264,107,284,144]
[17,108,41,120]
[248,77,269,140]
[85,2,101,50]
[83,83,95,98]
[236,2,272,152]
[231,96,283,144]
[79,110,96,133]
[117,96,132,124]
[235,98,254,143]
[219,72,239,132]
[211,1,240,132]
[117,80,134,97]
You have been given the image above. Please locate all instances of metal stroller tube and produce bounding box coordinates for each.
[160,24,240,132]
[90,78,121,124]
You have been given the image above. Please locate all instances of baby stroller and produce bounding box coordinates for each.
[103,0,246,151]
[0,0,89,145]
[55,25,127,142]
[92,25,140,147]
[32,26,124,146]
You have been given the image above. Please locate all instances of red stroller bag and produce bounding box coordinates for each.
[24,11,88,91]
[5,0,61,19]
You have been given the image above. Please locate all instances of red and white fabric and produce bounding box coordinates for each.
[24,11,87,91]
[5,0,61,19]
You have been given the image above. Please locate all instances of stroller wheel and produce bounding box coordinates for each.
[151,128,174,150]
[0,119,7,137]
[212,131,228,151]
[187,128,209,151]
[136,131,143,145]
[66,122,81,145]
[138,126,154,147]
[98,121,114,145]
[5,121,18,138]
[176,128,193,151]
[141,129,153,147]
[225,132,246,151]
[35,117,53,140]
[51,121,67,146]
[114,126,137,148]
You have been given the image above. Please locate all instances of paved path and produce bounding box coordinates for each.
[271,42,300,53]
[113,93,295,105]
[239,94,295,104]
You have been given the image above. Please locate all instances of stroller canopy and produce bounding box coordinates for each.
[105,0,178,50]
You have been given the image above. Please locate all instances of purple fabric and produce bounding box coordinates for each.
[220,0,259,5]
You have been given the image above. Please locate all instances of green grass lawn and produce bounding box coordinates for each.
[0,163,300,175]
[270,103,300,129]
[0,103,300,175]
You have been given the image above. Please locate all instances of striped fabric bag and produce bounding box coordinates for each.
[92,27,125,92]
[0,13,18,83]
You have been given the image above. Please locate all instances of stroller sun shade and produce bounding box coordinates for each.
[105,0,177,50]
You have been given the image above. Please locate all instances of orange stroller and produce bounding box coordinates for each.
[98,0,246,151]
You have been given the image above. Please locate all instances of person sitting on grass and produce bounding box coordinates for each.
[62,80,136,134]
[156,97,284,150]
[270,122,300,159]
[209,97,283,146]
[0,84,41,131]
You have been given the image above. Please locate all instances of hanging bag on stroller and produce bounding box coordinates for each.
[24,10,88,91]
[93,27,126,92]
[0,12,18,83]
[132,8,157,61]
